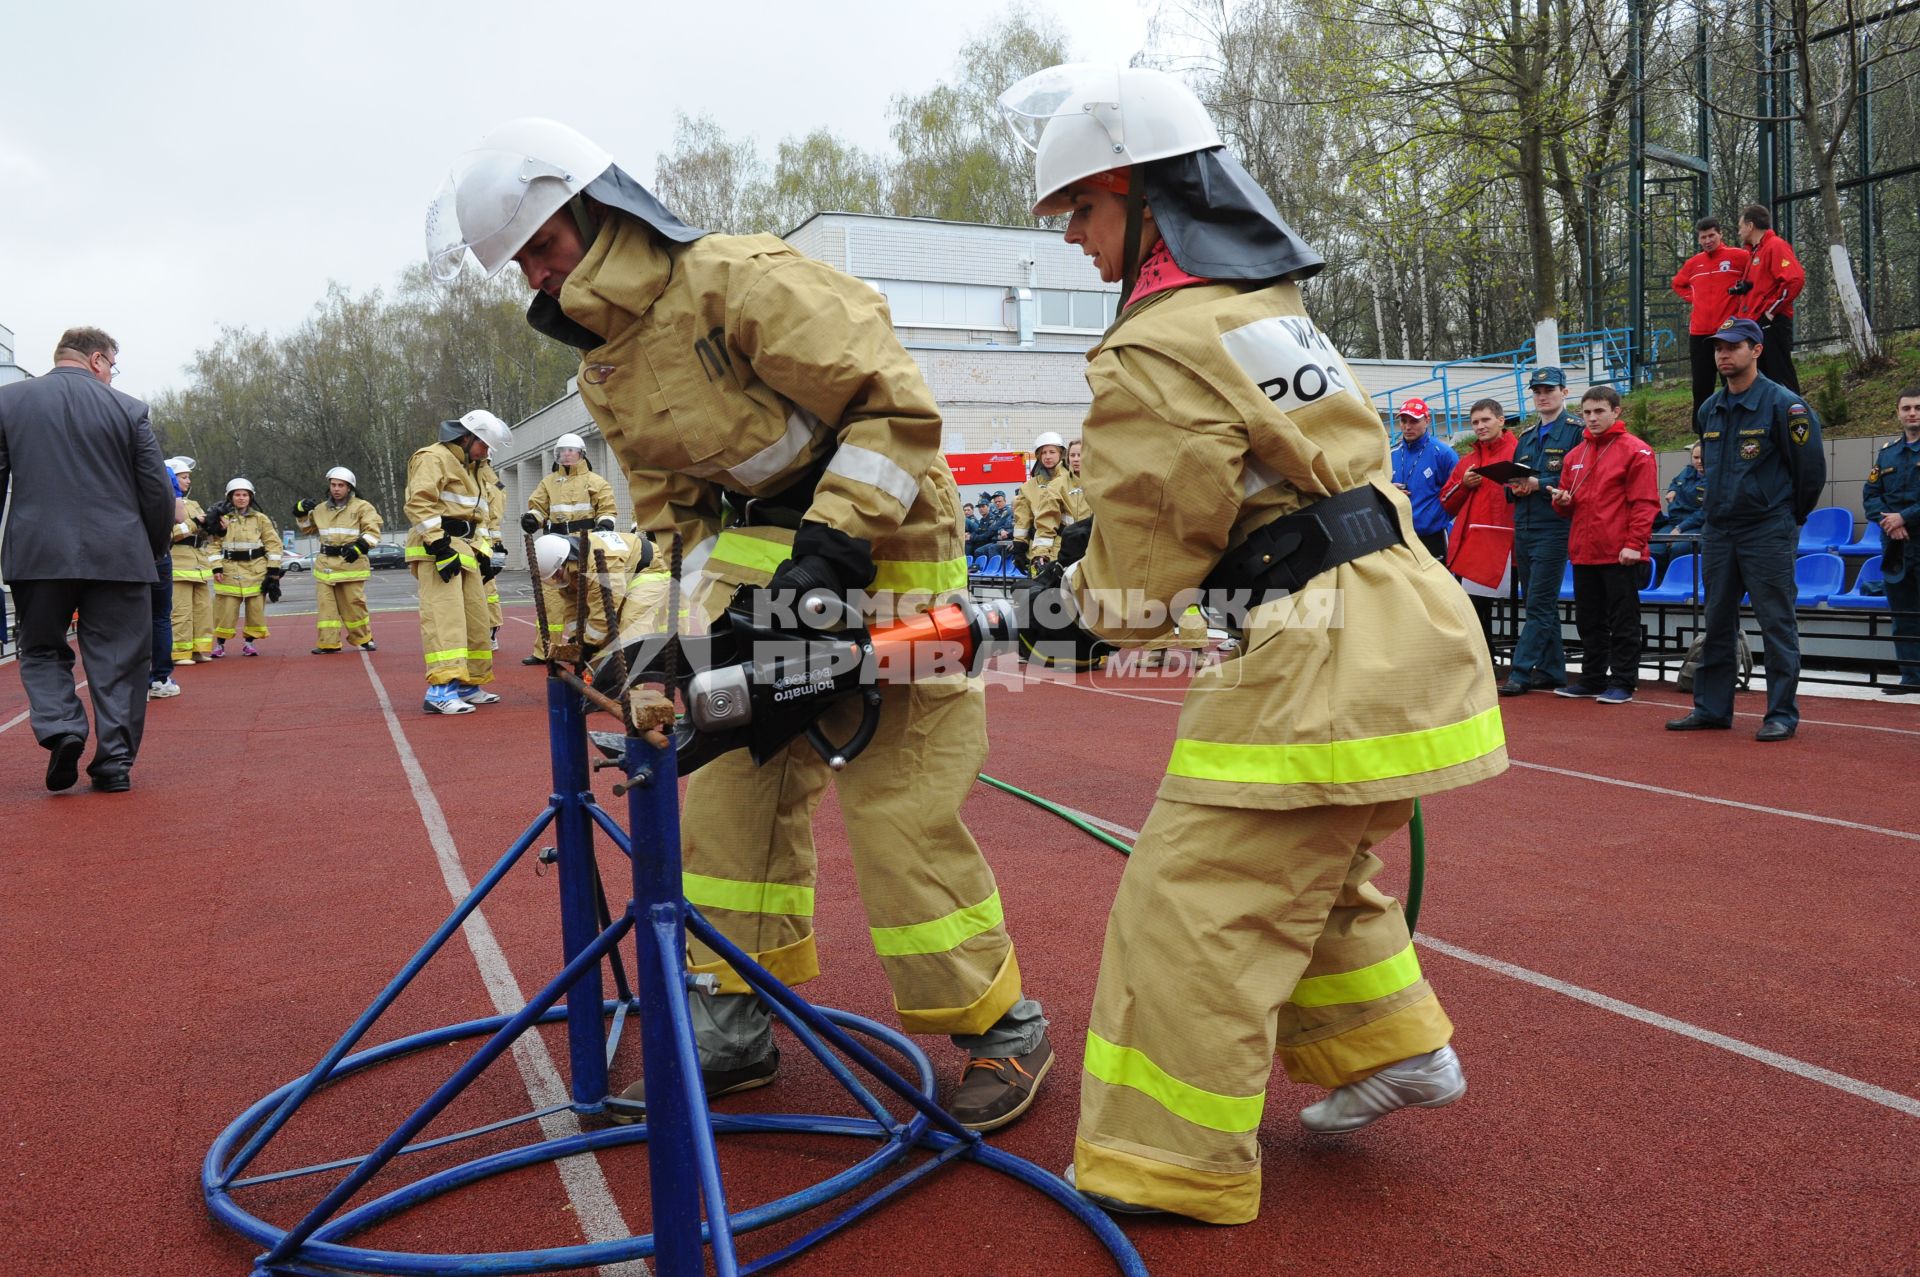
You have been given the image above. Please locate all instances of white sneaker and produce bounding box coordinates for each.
[422,685,475,714]
[1299,1044,1466,1133]
[147,679,182,700]
[456,684,500,705]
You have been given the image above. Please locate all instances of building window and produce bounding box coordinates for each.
[1037,288,1117,331]
[868,279,1010,330]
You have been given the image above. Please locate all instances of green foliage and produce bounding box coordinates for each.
[1812,363,1851,429]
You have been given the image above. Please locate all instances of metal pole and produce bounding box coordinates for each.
[625,733,716,1277]
[1757,0,1776,209]
[1857,23,1874,321]
[1698,7,1713,217]
[548,677,610,1109]
[1629,0,1647,384]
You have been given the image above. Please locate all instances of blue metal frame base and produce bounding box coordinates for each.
[202,678,1147,1276]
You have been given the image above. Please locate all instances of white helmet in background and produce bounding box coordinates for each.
[226,478,255,497]
[1032,431,1065,452]
[325,466,357,489]
[446,409,513,453]
[426,118,614,281]
[998,64,1222,216]
[533,533,576,582]
[555,432,586,453]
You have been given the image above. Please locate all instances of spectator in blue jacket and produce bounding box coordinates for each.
[1651,440,1707,571]
[1389,398,1458,558]
[1864,384,1920,693]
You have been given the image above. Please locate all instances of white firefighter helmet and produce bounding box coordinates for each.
[225,477,255,497]
[998,64,1222,216]
[446,409,513,453]
[426,118,614,281]
[533,533,576,582]
[325,466,357,489]
[1033,431,1066,452]
[555,432,586,453]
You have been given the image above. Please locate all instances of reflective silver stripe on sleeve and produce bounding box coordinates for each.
[680,534,717,588]
[1032,537,1056,550]
[363,532,380,546]
[439,489,479,507]
[727,409,820,490]
[825,444,922,511]
[551,501,594,514]
[1242,456,1282,499]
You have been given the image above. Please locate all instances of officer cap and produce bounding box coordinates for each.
[1710,317,1765,345]
[1527,366,1568,389]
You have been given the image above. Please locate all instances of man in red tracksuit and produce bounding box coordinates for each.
[1731,203,1806,393]
[1550,385,1660,704]
[1672,216,1750,425]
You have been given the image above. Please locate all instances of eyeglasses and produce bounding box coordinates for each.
[91,351,120,377]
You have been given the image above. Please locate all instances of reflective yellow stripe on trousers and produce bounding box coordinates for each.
[1167,706,1505,787]
[869,890,1003,957]
[709,530,968,595]
[684,871,815,918]
[1083,1031,1265,1134]
[1288,943,1423,1008]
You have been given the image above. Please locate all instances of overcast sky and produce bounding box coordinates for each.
[0,0,1151,402]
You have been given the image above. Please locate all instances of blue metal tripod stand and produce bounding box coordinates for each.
[203,677,1148,1275]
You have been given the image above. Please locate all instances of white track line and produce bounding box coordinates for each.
[1013,674,1920,843]
[1007,798,1920,1119]
[1,680,87,736]
[360,652,647,1276]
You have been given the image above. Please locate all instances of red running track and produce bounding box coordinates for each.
[0,613,1915,1276]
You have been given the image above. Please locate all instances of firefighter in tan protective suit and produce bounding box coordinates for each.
[406,411,511,714]
[1001,65,1508,1221]
[207,478,281,657]
[475,455,508,649]
[532,529,636,656]
[294,466,383,653]
[1011,430,1067,574]
[165,457,216,665]
[429,118,1052,1130]
[520,432,616,664]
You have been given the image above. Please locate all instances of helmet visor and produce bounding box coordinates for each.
[425,148,581,282]
[997,64,1122,153]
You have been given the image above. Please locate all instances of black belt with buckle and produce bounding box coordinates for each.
[224,547,266,562]
[440,517,476,538]
[1202,485,1404,605]
[546,518,594,534]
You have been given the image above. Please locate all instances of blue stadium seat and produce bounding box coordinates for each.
[1796,507,1853,554]
[982,555,1004,578]
[1793,552,1845,606]
[1827,555,1889,610]
[1557,560,1575,602]
[1837,521,1883,558]
[1641,554,1699,603]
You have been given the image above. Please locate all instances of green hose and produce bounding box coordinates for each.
[978,775,1426,932]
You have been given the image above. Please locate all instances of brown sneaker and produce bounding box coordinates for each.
[948,1033,1053,1131]
[605,1047,780,1125]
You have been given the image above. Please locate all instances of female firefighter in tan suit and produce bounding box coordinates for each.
[1010,430,1066,573]
[520,433,616,664]
[1002,65,1507,1221]
[294,466,383,653]
[166,457,216,664]
[407,411,511,714]
[429,118,1051,1130]
[207,478,282,657]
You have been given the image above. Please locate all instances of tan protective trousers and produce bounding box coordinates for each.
[213,567,269,640]
[1074,798,1451,1225]
[413,562,493,686]
[315,578,371,650]
[533,579,571,658]
[171,579,213,662]
[683,678,1023,1037]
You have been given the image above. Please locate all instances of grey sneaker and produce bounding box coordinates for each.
[1299,1044,1466,1133]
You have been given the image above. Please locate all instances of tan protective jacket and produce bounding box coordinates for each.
[297,496,382,585]
[403,443,484,570]
[1013,466,1064,561]
[529,461,615,535]
[563,529,633,648]
[170,497,212,582]
[208,508,281,583]
[555,217,963,618]
[1073,280,1507,811]
[474,458,508,559]
[1056,469,1092,525]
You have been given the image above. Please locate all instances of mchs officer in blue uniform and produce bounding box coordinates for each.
[1499,366,1584,696]
[1864,385,1920,693]
[1667,318,1826,740]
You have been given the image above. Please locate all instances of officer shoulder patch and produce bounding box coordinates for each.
[1868,466,1881,482]
[1791,422,1810,446]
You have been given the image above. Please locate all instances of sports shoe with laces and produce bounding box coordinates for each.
[422,684,475,715]
[1299,1044,1466,1133]
[1597,687,1634,704]
[606,1047,781,1124]
[456,684,500,704]
[147,678,181,699]
[242,642,259,656]
[210,641,226,658]
[947,1032,1053,1131]
[360,641,378,652]
[1552,682,1602,698]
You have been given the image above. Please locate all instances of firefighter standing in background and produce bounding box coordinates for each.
[531,528,639,657]
[407,410,511,714]
[208,478,281,657]
[520,432,616,664]
[1011,430,1067,573]
[429,118,1052,1130]
[1001,64,1506,1221]
[476,453,507,649]
[1061,439,1093,525]
[165,457,215,665]
[295,466,383,654]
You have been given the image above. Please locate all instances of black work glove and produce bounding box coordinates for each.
[768,523,876,600]
[520,512,542,534]
[476,551,500,582]
[340,544,362,563]
[595,516,616,532]
[1057,518,1092,567]
[1727,278,1754,296]
[1010,542,1031,574]
[294,498,316,517]
[263,570,283,604]
[427,536,460,582]
[1016,562,1112,671]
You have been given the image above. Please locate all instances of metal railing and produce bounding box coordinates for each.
[1374,326,1677,431]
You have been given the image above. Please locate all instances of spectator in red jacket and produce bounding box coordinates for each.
[1439,397,1518,663]
[1550,386,1660,704]
[1732,203,1805,393]
[1672,217,1751,425]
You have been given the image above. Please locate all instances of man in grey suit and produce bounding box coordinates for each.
[0,327,175,792]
